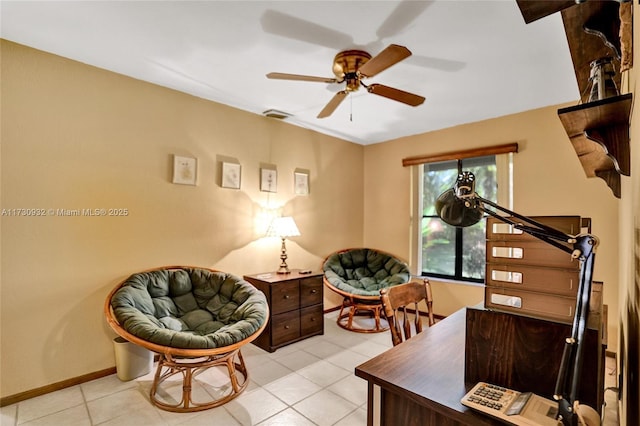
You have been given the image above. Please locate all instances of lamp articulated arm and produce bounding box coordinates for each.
[436,171,600,426]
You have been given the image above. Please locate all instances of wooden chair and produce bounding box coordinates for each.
[380,279,435,346]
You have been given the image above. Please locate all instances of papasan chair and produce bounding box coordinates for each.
[322,248,411,333]
[104,266,269,412]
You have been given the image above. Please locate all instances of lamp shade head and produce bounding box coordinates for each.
[266,216,301,238]
[435,172,483,228]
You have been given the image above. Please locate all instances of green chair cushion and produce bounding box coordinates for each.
[323,248,411,296]
[111,268,268,349]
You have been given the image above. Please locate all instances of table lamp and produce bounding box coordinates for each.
[266,216,300,274]
[436,171,600,426]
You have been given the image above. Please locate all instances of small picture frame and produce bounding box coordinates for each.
[221,162,241,189]
[172,155,197,185]
[260,168,277,193]
[294,171,309,195]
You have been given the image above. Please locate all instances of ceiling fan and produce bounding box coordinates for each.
[266,44,425,118]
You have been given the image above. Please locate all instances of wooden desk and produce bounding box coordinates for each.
[355,308,501,426]
[355,306,605,426]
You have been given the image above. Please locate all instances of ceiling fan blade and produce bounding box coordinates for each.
[317,90,348,118]
[267,72,338,84]
[358,44,412,78]
[366,83,425,106]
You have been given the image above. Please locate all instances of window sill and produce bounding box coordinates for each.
[416,275,485,288]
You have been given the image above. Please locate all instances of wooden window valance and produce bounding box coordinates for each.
[402,142,518,167]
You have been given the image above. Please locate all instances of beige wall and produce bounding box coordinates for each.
[0,40,359,397]
[363,105,621,339]
[618,3,639,425]
[2,6,638,409]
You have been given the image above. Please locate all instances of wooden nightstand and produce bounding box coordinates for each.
[244,270,324,352]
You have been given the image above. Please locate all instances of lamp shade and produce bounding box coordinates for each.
[435,189,483,228]
[266,216,301,238]
[435,172,483,228]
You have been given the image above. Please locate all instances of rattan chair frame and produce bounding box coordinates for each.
[322,248,411,333]
[104,265,268,412]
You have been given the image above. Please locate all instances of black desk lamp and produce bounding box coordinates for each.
[436,171,600,426]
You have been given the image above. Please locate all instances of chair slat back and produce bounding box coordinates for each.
[380,279,435,346]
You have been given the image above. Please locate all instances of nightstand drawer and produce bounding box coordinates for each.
[300,277,323,307]
[271,310,301,346]
[271,280,300,314]
[301,305,323,336]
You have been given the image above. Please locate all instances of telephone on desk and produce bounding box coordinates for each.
[462,382,600,426]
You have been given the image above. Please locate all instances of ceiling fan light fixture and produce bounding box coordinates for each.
[262,109,292,120]
[332,50,371,78]
[344,73,360,92]
[266,44,424,119]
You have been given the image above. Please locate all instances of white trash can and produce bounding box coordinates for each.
[113,337,153,381]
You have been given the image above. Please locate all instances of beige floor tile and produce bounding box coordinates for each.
[263,373,322,405]
[332,407,367,426]
[322,331,367,350]
[0,403,18,426]
[80,374,138,402]
[224,388,287,426]
[246,360,293,387]
[324,349,369,372]
[326,374,368,406]
[293,389,358,426]
[171,406,240,426]
[255,408,316,426]
[17,386,84,424]
[300,340,344,359]
[296,360,351,388]
[271,350,322,372]
[86,387,159,425]
[94,407,166,426]
[19,404,90,426]
[348,340,391,358]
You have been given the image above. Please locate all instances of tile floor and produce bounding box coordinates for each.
[1,312,620,426]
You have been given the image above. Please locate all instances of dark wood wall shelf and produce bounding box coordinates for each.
[561,1,627,104]
[516,1,633,198]
[558,1,633,198]
[558,93,633,198]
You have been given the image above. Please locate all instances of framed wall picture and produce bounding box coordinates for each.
[294,171,309,195]
[260,168,277,193]
[172,155,197,185]
[221,162,241,189]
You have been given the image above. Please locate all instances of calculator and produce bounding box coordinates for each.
[461,382,561,426]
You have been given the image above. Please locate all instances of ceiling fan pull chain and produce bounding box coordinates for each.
[350,94,353,122]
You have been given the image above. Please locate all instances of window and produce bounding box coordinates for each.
[420,156,498,283]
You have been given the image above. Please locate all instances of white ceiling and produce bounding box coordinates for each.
[0,0,579,145]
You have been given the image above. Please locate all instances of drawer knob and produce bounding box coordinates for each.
[284,295,290,299]
[311,289,317,294]
[284,325,290,329]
